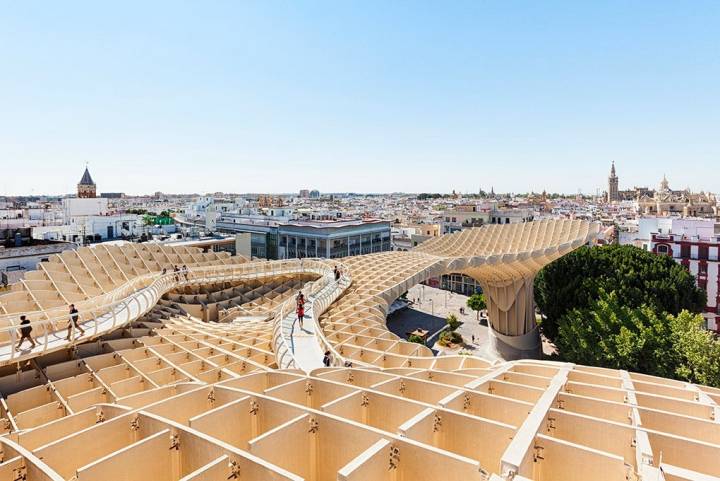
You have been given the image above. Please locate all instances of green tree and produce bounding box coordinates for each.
[671,312,720,386]
[407,334,425,344]
[555,290,720,386]
[438,330,463,347]
[446,313,461,331]
[535,245,705,341]
[466,293,486,320]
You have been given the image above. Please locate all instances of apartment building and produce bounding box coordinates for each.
[649,227,720,330]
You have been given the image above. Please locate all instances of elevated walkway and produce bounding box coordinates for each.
[283,294,325,371]
[271,261,353,371]
[279,276,351,372]
[0,259,332,366]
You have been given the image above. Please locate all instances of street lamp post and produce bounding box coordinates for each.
[428,298,434,316]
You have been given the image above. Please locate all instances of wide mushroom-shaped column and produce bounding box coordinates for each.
[462,256,546,360]
[416,220,600,360]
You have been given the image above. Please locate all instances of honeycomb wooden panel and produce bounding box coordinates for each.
[0,221,716,480]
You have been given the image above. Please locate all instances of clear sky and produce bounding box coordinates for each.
[1,1,718,196]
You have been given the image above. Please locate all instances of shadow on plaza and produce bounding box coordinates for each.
[386,308,448,353]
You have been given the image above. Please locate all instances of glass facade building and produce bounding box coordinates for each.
[218,217,391,260]
[278,220,391,259]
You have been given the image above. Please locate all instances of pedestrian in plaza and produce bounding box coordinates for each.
[173,265,180,282]
[66,304,85,341]
[323,350,332,367]
[296,303,305,329]
[334,265,341,282]
[471,334,475,344]
[296,291,305,308]
[16,315,36,350]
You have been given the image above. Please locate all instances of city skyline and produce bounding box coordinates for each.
[2,3,720,479]
[2,1,719,195]
[1,162,715,198]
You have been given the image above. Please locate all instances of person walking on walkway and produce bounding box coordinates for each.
[323,350,332,367]
[66,304,85,341]
[296,291,305,309]
[296,303,305,330]
[16,315,36,350]
[182,264,189,281]
[334,266,341,282]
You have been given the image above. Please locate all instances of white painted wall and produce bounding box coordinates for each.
[62,198,109,218]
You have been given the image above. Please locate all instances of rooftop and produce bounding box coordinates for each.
[78,166,95,186]
[0,220,713,481]
[279,218,389,229]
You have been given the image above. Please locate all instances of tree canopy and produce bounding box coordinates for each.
[446,313,461,331]
[556,290,720,386]
[466,293,486,320]
[534,245,705,342]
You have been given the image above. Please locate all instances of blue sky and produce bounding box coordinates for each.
[1,1,718,196]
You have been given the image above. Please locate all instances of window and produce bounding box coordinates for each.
[699,263,708,275]
[681,244,691,258]
[699,245,709,260]
[657,245,669,254]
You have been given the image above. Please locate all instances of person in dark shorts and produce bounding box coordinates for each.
[16,315,36,350]
[66,304,85,341]
[297,303,305,329]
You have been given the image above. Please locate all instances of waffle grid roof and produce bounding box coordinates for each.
[0,221,715,480]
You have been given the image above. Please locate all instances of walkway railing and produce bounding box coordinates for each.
[272,260,352,370]
[271,297,296,370]
[0,259,332,365]
[308,272,363,368]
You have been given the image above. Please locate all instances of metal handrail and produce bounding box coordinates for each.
[307,272,361,368]
[218,261,326,322]
[1,258,334,363]
[272,259,352,369]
